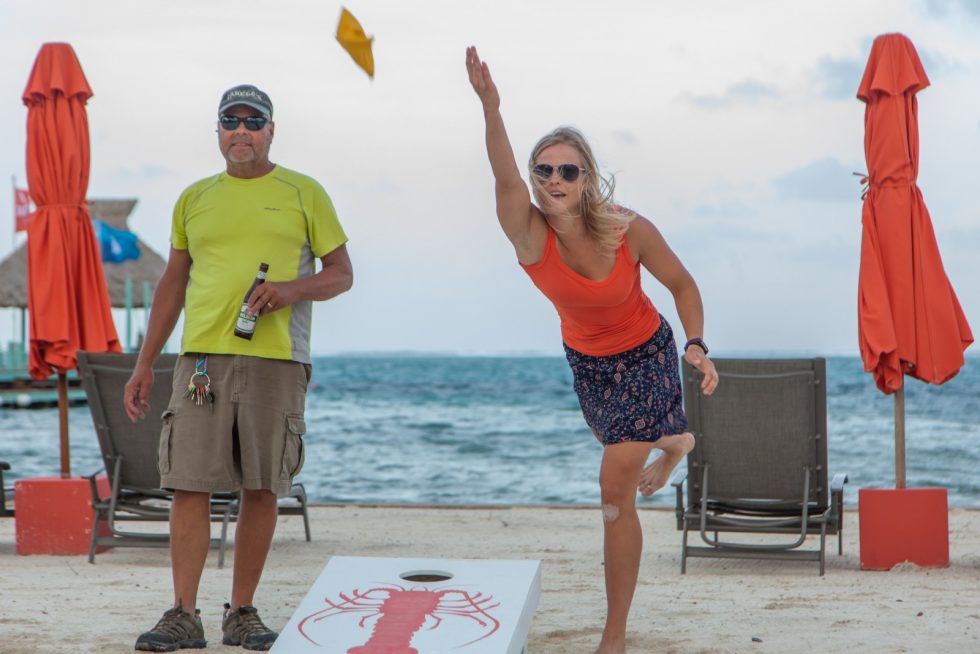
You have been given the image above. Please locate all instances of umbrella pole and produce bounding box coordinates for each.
[58,372,70,478]
[894,379,906,489]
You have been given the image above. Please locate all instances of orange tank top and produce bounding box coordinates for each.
[521,227,661,356]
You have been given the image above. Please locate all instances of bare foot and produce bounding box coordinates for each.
[638,433,694,496]
[638,455,667,496]
[594,639,626,654]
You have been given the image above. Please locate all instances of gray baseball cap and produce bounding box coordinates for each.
[218,84,273,118]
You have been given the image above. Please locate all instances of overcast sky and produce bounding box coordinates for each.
[1,0,977,356]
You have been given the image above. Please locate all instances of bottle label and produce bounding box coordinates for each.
[236,303,256,333]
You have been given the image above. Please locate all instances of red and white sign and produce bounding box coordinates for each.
[14,187,32,232]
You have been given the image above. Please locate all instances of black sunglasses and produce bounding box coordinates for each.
[218,115,269,131]
[532,163,587,182]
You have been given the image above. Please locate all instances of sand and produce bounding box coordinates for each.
[1,505,979,653]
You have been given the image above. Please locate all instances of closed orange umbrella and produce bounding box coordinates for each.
[857,33,973,487]
[23,42,121,478]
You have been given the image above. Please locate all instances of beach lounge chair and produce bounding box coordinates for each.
[1,461,13,517]
[77,351,311,567]
[671,357,847,575]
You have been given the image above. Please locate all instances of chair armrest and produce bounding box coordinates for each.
[0,461,12,516]
[671,469,688,529]
[289,482,307,502]
[86,468,109,507]
[830,473,848,536]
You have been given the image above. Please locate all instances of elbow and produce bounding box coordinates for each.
[670,274,700,300]
[317,266,353,301]
[496,177,526,194]
[339,268,354,295]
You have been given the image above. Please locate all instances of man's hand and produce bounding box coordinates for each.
[123,364,153,422]
[247,281,295,317]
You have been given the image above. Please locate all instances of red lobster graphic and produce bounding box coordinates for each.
[298,582,501,653]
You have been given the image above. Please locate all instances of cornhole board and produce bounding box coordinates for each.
[859,487,949,570]
[15,476,112,555]
[272,556,541,653]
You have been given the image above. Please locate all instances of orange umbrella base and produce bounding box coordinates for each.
[858,487,949,570]
[14,476,111,556]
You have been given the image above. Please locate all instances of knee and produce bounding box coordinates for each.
[601,503,621,523]
[173,489,211,507]
[241,488,277,507]
[599,479,635,518]
[600,495,639,524]
[242,488,276,499]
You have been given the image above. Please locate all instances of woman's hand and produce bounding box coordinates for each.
[466,46,500,112]
[684,346,718,396]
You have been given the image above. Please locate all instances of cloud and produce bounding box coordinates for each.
[110,164,175,180]
[691,200,756,221]
[937,226,980,251]
[919,0,980,20]
[916,48,964,79]
[816,56,865,101]
[610,129,639,145]
[686,80,780,109]
[773,158,863,203]
[787,235,859,266]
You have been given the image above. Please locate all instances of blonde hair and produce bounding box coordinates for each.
[528,126,633,252]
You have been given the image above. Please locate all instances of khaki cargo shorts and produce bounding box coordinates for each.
[158,354,311,496]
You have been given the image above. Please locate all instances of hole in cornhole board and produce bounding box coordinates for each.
[400,569,454,582]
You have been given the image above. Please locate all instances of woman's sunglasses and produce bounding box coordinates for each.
[532,163,587,182]
[219,115,269,131]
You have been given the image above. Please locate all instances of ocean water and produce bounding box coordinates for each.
[2,354,978,507]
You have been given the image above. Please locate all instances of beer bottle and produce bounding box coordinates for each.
[234,263,269,340]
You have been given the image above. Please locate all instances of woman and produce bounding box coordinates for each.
[466,46,719,654]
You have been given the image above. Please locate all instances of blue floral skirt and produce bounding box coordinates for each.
[564,316,688,445]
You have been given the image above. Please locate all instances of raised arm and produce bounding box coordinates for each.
[627,216,718,395]
[466,46,540,260]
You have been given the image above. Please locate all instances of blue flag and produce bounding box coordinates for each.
[92,219,141,264]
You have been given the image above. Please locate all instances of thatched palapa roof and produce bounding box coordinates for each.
[0,199,166,308]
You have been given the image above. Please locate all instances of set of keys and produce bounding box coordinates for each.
[184,371,215,407]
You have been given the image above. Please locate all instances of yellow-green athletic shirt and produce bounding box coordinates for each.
[171,165,347,363]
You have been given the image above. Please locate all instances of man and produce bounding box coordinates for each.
[124,84,353,652]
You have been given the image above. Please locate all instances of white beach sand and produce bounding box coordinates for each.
[1,505,978,653]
